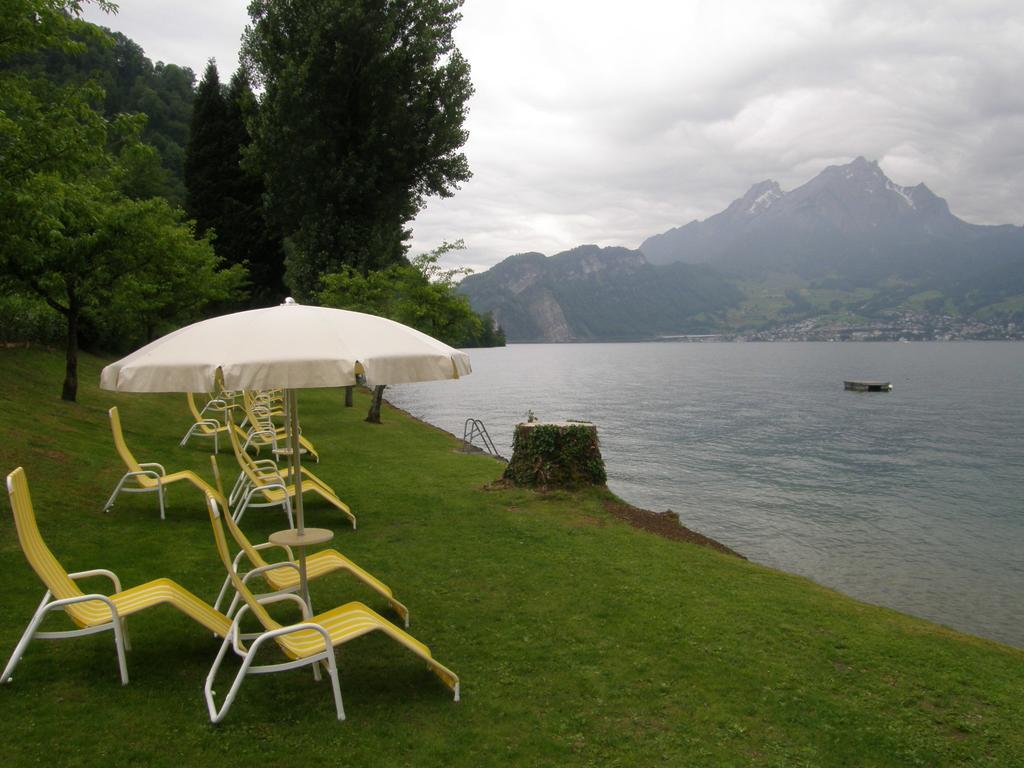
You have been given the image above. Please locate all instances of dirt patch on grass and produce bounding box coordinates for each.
[602,499,745,559]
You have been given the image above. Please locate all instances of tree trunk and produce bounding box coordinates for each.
[365,384,386,423]
[61,308,79,402]
[344,385,354,407]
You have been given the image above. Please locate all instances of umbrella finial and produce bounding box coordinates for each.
[283,297,298,306]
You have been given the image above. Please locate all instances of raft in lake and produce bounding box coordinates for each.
[844,380,893,392]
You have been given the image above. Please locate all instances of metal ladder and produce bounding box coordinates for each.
[462,418,505,461]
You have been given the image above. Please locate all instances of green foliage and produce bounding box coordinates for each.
[0,0,246,398]
[0,291,64,345]
[0,1,116,60]
[503,423,607,488]
[184,63,285,307]
[183,61,228,236]
[86,197,247,347]
[6,19,196,204]
[319,241,502,348]
[242,0,474,298]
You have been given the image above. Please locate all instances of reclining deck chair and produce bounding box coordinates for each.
[241,390,320,463]
[3,467,232,685]
[226,415,356,530]
[105,406,208,520]
[209,456,408,626]
[227,423,337,507]
[203,494,457,723]
[179,392,230,453]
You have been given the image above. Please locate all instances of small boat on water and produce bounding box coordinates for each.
[844,380,893,392]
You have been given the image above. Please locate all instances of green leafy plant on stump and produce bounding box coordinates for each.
[503,422,607,488]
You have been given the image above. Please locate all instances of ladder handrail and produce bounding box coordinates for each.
[462,418,504,460]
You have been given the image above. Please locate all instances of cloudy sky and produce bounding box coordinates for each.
[84,0,1024,272]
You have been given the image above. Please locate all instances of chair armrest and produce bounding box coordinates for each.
[137,462,166,476]
[240,562,301,585]
[255,592,312,620]
[257,481,289,495]
[124,469,162,482]
[200,398,228,416]
[67,568,123,594]
[253,541,295,559]
[46,592,121,619]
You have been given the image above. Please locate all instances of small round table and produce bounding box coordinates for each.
[268,527,334,548]
[268,527,334,609]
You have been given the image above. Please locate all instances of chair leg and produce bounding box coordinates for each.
[283,496,294,528]
[213,573,234,613]
[157,480,166,521]
[204,631,240,723]
[112,617,130,685]
[179,425,196,448]
[104,475,129,512]
[229,474,249,508]
[0,600,49,684]
[225,591,242,621]
[120,618,132,651]
[233,493,251,523]
[325,653,345,720]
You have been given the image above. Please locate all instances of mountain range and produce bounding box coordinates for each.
[459,158,1024,342]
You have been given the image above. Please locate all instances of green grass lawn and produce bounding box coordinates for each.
[1,347,1022,767]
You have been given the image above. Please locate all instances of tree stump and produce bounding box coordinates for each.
[503,421,607,488]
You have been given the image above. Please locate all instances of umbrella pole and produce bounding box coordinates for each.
[286,388,311,609]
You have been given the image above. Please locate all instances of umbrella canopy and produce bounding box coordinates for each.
[100,300,471,394]
[100,300,471,606]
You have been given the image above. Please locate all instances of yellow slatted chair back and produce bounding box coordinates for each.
[226,414,270,490]
[208,456,270,571]
[7,468,98,628]
[187,392,205,423]
[109,406,148,480]
[204,494,281,632]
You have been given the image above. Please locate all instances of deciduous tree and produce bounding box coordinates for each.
[319,240,498,422]
[242,0,474,299]
[0,1,245,400]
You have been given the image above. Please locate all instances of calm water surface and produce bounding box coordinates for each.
[389,342,1024,647]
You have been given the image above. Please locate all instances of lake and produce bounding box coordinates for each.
[388,341,1024,648]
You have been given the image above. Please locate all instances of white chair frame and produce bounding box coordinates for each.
[204,593,344,723]
[104,463,171,520]
[232,475,294,528]
[212,541,298,616]
[1,569,132,685]
[179,418,223,453]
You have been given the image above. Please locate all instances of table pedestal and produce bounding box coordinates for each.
[268,527,334,609]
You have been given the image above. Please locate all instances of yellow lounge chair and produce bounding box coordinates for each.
[2,468,232,685]
[209,456,408,626]
[104,406,208,519]
[241,390,320,463]
[226,415,356,529]
[227,423,337,503]
[203,494,457,723]
[179,392,230,453]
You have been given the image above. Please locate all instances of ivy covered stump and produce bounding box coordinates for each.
[503,422,607,488]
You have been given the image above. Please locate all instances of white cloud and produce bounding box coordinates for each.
[85,0,1024,272]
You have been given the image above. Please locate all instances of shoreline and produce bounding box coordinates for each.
[383,393,745,559]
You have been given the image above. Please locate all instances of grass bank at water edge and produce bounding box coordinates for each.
[0,346,1022,767]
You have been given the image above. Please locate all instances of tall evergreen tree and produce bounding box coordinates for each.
[242,0,474,300]
[183,60,230,237]
[184,65,286,306]
[221,70,285,305]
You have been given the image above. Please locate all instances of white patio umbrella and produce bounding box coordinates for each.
[100,299,471,603]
